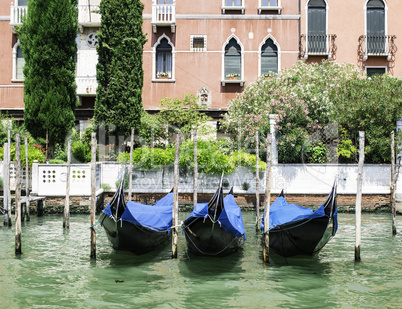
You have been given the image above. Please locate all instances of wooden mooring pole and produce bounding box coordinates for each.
[172,132,180,258]
[390,131,399,236]
[355,131,365,262]
[3,142,11,226]
[193,128,198,207]
[263,133,272,263]
[128,127,134,202]
[63,140,72,229]
[7,122,12,226]
[24,137,30,221]
[90,133,97,259]
[15,133,22,255]
[255,130,260,231]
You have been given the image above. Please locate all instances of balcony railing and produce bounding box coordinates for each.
[151,2,176,33]
[222,0,245,14]
[258,0,282,14]
[10,4,27,32]
[358,35,397,61]
[300,34,337,60]
[76,77,98,96]
[78,4,101,29]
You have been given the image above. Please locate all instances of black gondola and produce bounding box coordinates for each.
[261,183,338,257]
[182,180,246,257]
[99,178,174,255]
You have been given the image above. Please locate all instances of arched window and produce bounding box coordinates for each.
[16,46,25,80]
[261,38,278,75]
[224,38,241,80]
[366,0,385,54]
[12,41,25,81]
[307,0,327,53]
[156,38,172,79]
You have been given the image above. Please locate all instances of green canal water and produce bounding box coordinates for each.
[1,212,401,308]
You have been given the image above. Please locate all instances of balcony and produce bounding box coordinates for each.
[258,0,282,14]
[300,34,337,60]
[222,0,245,14]
[78,4,101,33]
[151,1,176,34]
[358,35,397,61]
[10,3,27,33]
[76,77,98,96]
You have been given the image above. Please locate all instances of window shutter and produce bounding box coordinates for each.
[224,39,241,77]
[367,0,385,53]
[261,39,278,74]
[308,0,326,53]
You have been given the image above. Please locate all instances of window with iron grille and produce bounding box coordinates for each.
[191,35,207,52]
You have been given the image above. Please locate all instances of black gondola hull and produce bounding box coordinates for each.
[183,218,243,257]
[269,215,335,257]
[99,212,170,255]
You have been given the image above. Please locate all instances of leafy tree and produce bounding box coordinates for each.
[94,0,146,136]
[331,74,402,163]
[159,94,213,136]
[18,0,78,158]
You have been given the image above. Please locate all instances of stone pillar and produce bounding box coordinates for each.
[269,114,278,165]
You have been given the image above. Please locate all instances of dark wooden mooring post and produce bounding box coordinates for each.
[90,133,97,259]
[15,133,22,255]
[355,131,365,262]
[24,137,30,221]
[172,132,180,258]
[128,127,134,202]
[193,128,198,207]
[255,130,260,230]
[6,121,12,226]
[390,131,398,236]
[63,140,72,229]
[263,133,272,263]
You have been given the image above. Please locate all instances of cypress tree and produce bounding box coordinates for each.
[19,0,78,157]
[94,0,146,136]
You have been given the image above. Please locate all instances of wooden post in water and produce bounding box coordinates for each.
[90,133,97,259]
[355,131,365,262]
[263,133,272,263]
[128,127,134,202]
[390,131,398,235]
[63,140,72,229]
[172,132,180,258]
[7,122,12,226]
[15,133,22,255]
[24,137,30,221]
[3,143,10,226]
[193,128,198,207]
[255,130,260,230]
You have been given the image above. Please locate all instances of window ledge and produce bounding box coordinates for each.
[11,79,24,83]
[221,79,245,86]
[258,6,282,14]
[221,6,245,14]
[152,78,176,83]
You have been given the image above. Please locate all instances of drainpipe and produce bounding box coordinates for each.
[298,0,301,59]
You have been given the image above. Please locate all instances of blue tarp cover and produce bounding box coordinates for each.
[103,193,174,232]
[260,196,334,231]
[186,194,246,240]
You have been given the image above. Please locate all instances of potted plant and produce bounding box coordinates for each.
[157,72,169,79]
[226,72,240,80]
[263,73,274,80]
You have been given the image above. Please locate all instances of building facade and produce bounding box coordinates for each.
[0,0,400,125]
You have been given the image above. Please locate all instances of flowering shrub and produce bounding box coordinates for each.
[222,60,365,163]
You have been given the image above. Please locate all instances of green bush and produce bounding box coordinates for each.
[0,144,45,166]
[72,140,91,163]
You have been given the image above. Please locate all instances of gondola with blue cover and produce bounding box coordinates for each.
[261,183,337,257]
[182,179,246,257]
[99,178,173,255]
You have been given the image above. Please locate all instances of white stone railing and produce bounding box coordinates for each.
[78,4,101,26]
[1,161,400,200]
[10,4,27,29]
[152,3,176,25]
[76,76,98,96]
[31,163,101,196]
